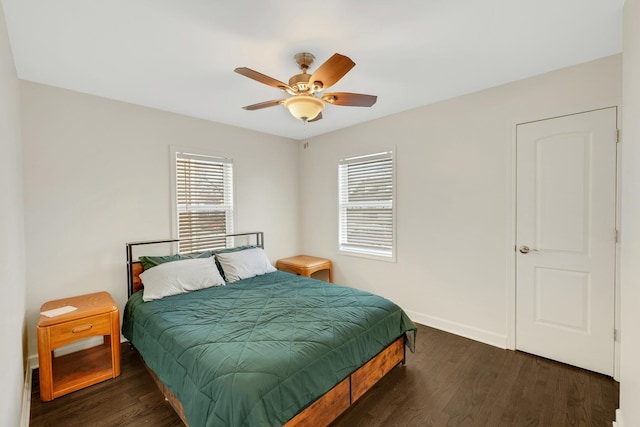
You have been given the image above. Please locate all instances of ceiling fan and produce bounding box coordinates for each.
[234,52,377,122]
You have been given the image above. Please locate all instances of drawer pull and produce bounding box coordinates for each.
[71,324,93,333]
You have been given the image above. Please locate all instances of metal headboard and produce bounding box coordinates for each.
[126,232,264,297]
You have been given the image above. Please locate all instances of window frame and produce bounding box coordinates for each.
[337,150,396,262]
[170,146,236,253]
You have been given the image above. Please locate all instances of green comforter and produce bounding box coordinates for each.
[122,271,416,427]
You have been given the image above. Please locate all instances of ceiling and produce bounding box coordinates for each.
[1,0,624,141]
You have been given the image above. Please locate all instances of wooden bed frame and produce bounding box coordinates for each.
[126,233,407,426]
[139,334,405,427]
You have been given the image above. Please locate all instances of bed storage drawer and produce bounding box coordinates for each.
[351,336,404,402]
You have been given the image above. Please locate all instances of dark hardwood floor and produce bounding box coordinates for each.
[31,324,618,427]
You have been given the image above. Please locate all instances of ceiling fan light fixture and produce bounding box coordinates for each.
[284,96,325,121]
[236,52,374,123]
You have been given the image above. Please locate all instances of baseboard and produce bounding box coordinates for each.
[27,353,38,370]
[20,358,32,427]
[406,310,508,349]
[613,408,623,427]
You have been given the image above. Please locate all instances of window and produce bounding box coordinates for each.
[173,149,234,253]
[338,151,395,260]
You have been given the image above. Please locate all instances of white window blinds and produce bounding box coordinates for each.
[338,151,395,259]
[175,151,233,253]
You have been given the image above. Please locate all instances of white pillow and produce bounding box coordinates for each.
[216,247,276,282]
[140,256,225,302]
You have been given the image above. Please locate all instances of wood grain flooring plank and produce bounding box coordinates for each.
[30,325,618,427]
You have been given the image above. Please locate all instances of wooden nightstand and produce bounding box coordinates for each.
[276,255,333,283]
[37,291,121,401]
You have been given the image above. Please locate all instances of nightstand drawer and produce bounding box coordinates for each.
[48,313,112,348]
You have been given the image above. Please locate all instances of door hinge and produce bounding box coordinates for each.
[616,129,620,143]
[616,229,620,243]
[614,329,618,341]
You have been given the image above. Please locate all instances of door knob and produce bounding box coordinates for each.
[519,245,539,254]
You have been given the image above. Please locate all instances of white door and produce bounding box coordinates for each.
[516,108,617,376]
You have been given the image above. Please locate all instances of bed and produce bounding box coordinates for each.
[123,233,416,426]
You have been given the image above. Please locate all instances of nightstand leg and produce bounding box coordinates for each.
[37,327,53,402]
[110,311,121,377]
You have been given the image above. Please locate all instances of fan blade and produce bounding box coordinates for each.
[242,99,285,111]
[308,54,355,91]
[308,112,323,122]
[234,67,293,92]
[322,92,377,107]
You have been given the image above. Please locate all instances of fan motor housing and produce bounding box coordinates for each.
[289,73,310,92]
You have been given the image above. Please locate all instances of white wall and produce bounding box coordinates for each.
[0,2,26,425]
[21,82,300,357]
[618,0,640,425]
[300,55,621,348]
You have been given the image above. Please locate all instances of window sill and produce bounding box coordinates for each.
[337,249,396,263]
